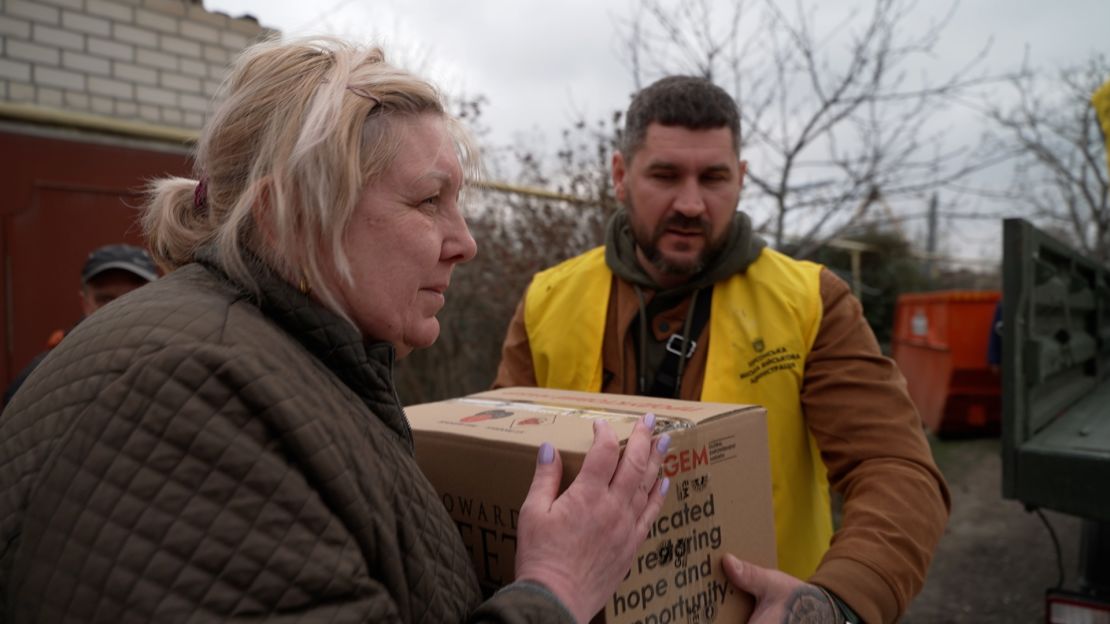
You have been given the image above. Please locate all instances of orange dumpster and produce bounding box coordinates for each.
[891,290,1002,436]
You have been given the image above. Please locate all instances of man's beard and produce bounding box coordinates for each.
[630,207,730,277]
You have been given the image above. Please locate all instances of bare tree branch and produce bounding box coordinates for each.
[983,54,1110,260]
[617,0,1007,252]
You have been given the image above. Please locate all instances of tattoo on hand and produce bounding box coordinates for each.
[782,586,839,624]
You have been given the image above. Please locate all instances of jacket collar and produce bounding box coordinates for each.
[196,248,413,449]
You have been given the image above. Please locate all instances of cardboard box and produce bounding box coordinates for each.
[406,387,777,623]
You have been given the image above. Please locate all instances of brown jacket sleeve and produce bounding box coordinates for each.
[493,295,538,388]
[804,269,951,624]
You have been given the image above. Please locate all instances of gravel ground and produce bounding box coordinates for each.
[902,436,1083,623]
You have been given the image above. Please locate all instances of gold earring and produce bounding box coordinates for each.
[298,275,310,295]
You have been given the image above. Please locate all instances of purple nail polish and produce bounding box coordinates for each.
[644,412,656,429]
[657,434,671,454]
[660,477,671,496]
[538,442,554,465]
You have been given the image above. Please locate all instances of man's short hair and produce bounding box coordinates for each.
[620,76,741,161]
[81,244,159,286]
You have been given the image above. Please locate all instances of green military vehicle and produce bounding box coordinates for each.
[999,216,1110,612]
[1001,76,1110,621]
[1001,218,1110,518]
[1001,218,1110,619]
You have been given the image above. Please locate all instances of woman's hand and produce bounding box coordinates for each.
[514,413,671,623]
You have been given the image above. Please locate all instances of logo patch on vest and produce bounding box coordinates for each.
[738,345,801,384]
[752,338,765,352]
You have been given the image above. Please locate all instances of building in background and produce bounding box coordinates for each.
[0,0,274,384]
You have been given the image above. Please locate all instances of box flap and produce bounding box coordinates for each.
[406,387,763,454]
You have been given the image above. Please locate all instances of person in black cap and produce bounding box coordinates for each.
[76,243,160,316]
[2,244,158,408]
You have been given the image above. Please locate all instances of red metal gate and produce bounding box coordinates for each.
[0,129,191,384]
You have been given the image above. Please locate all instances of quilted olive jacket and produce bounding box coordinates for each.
[0,259,573,623]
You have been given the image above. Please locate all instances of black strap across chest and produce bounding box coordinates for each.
[644,287,713,398]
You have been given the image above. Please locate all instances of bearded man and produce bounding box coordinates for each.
[494,76,949,624]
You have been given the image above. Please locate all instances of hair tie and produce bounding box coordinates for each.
[346,86,382,108]
[193,175,208,212]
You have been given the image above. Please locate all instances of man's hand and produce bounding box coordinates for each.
[722,554,841,624]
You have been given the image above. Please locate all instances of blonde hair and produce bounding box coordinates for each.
[143,37,479,325]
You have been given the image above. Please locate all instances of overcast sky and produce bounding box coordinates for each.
[202,0,1109,262]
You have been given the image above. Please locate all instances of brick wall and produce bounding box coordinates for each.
[0,0,276,129]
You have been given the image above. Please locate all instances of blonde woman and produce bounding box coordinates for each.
[0,38,669,623]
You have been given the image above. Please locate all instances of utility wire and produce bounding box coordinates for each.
[1030,505,1066,591]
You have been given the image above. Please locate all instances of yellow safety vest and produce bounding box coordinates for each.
[524,246,831,579]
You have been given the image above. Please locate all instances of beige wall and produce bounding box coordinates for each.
[0,0,276,129]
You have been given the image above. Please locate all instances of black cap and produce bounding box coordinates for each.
[81,244,159,285]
